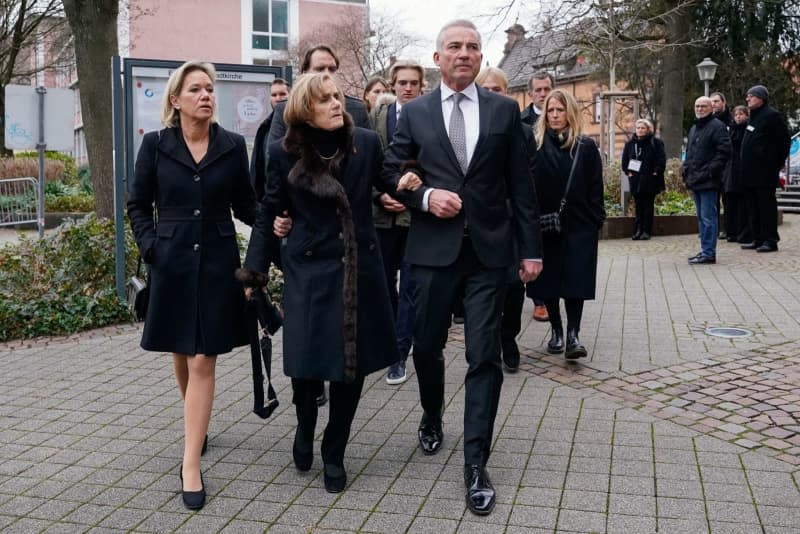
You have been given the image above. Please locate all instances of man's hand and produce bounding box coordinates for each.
[379,193,407,213]
[397,171,423,192]
[274,210,291,237]
[519,259,543,283]
[428,189,462,219]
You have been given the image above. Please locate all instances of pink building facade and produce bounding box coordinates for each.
[123,0,369,66]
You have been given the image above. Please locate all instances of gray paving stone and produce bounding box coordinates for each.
[507,505,558,528]
[556,508,607,532]
[606,513,657,534]
[218,519,266,534]
[560,489,608,513]
[406,516,459,534]
[360,511,414,533]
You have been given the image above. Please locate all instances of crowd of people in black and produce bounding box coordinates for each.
[127,17,791,515]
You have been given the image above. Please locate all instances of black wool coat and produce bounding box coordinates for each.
[242,117,398,382]
[526,132,606,300]
[127,124,256,355]
[621,134,666,196]
[724,122,747,193]
[740,104,791,189]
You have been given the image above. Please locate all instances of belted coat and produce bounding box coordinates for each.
[127,124,256,355]
[241,116,398,382]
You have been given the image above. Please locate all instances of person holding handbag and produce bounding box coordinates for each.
[527,90,605,360]
[127,61,256,510]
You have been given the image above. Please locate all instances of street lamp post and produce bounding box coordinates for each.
[696,57,719,97]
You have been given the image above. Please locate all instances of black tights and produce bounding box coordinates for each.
[544,298,584,331]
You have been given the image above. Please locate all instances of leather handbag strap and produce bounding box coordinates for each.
[248,291,279,419]
[558,137,583,215]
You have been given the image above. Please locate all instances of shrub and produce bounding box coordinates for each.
[15,151,78,183]
[0,157,65,182]
[0,214,133,341]
[77,164,93,194]
[45,194,95,212]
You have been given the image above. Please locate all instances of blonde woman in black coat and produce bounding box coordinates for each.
[526,90,605,360]
[239,73,419,493]
[127,61,256,510]
[621,119,666,240]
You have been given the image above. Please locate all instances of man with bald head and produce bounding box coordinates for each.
[683,96,732,264]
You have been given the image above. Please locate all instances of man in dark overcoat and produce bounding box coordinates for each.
[683,96,731,265]
[739,85,790,253]
[382,19,543,516]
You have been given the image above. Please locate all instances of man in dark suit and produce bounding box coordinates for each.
[266,45,370,147]
[383,19,543,516]
[250,78,290,200]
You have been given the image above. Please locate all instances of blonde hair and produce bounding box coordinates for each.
[635,118,654,134]
[534,89,583,150]
[475,67,508,94]
[284,73,345,126]
[161,61,218,127]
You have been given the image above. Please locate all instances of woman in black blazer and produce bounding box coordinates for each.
[526,90,605,360]
[240,72,417,494]
[127,61,255,511]
[621,119,666,240]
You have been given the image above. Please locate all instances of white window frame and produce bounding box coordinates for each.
[241,0,296,64]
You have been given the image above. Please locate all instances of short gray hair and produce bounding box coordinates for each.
[436,19,482,52]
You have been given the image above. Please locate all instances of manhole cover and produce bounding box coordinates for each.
[705,327,754,338]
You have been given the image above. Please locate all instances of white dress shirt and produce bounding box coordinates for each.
[422,82,480,211]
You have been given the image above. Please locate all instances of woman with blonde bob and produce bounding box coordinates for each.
[621,118,666,240]
[127,61,256,510]
[240,72,419,493]
[527,89,605,361]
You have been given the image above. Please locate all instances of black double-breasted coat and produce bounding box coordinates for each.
[242,118,398,382]
[127,124,256,355]
[740,104,791,189]
[527,132,606,300]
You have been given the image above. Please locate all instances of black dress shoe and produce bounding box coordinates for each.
[418,419,443,455]
[502,339,520,372]
[464,465,496,515]
[631,232,641,240]
[688,255,716,265]
[201,434,208,456]
[756,243,778,253]
[741,242,760,250]
[688,252,702,260]
[547,326,564,354]
[323,464,347,493]
[726,236,739,242]
[639,232,651,240]
[179,464,206,511]
[565,328,587,360]
[719,231,728,240]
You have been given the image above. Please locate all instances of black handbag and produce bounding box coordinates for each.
[127,256,149,321]
[539,137,583,235]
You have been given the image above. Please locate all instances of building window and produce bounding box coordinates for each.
[253,0,288,51]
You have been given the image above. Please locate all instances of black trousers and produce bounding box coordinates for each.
[292,376,364,467]
[723,191,749,241]
[501,280,525,346]
[744,186,780,245]
[411,238,506,466]
[544,298,584,332]
[633,192,656,235]
[376,226,407,316]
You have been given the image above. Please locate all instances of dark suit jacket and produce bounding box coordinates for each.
[267,95,371,147]
[382,84,542,269]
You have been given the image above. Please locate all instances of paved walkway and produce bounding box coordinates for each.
[2,217,800,533]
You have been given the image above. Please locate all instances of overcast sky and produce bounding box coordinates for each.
[367,0,536,67]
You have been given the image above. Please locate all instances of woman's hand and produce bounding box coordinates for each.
[379,193,406,212]
[397,171,422,192]
[274,210,292,237]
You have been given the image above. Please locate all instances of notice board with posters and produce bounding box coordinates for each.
[122,58,291,190]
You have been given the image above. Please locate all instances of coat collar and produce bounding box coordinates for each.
[158,123,235,171]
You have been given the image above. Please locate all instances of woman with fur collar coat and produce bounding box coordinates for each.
[239,73,411,494]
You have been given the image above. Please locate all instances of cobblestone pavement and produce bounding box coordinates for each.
[1,216,800,533]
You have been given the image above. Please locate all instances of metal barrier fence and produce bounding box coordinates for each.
[0,177,39,227]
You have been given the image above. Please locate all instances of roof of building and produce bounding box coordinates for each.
[498,25,594,90]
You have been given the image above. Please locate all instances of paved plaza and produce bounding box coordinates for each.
[2,216,800,533]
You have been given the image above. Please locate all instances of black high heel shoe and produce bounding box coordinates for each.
[179,464,206,510]
[323,464,347,493]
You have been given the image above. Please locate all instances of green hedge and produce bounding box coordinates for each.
[0,214,133,341]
